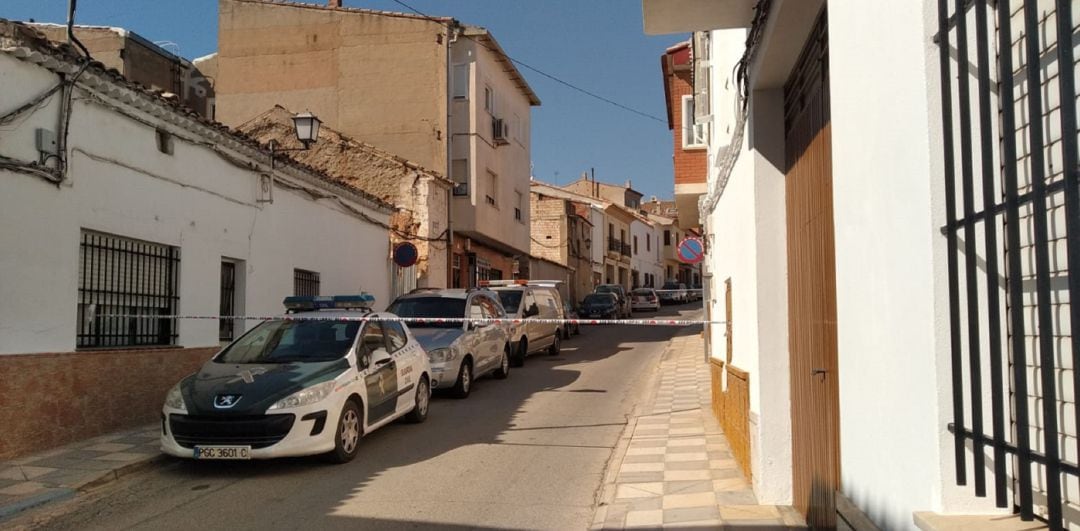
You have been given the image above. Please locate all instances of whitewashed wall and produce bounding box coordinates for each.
[0,52,391,355]
[701,28,793,505]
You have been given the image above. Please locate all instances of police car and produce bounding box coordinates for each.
[160,295,431,463]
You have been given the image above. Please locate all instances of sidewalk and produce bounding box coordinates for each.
[592,332,805,529]
[0,424,160,521]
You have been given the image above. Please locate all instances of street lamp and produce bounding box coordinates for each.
[268,111,322,169]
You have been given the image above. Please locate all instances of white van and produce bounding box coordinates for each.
[484,281,565,366]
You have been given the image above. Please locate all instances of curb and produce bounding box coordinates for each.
[0,453,167,523]
[0,488,76,522]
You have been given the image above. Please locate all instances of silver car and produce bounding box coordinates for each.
[387,290,512,398]
[486,282,564,366]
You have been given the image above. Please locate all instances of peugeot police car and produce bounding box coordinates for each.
[160,295,431,463]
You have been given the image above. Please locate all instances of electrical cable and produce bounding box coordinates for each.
[390,0,667,124]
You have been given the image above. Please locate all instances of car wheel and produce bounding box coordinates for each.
[327,400,363,463]
[451,359,473,399]
[511,339,526,367]
[547,333,561,356]
[405,377,430,423]
[493,346,511,379]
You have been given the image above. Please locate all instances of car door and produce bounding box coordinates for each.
[464,295,486,364]
[382,320,417,416]
[520,291,540,351]
[535,291,557,346]
[358,321,398,427]
[477,295,502,370]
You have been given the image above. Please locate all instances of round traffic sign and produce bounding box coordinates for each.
[677,237,705,264]
[393,242,419,268]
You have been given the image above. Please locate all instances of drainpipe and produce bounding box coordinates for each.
[445,23,460,287]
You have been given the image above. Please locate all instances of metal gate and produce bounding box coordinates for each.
[936,0,1079,526]
[783,9,840,528]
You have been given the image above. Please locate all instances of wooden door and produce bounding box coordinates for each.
[784,10,840,528]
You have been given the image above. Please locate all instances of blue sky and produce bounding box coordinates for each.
[3,0,686,200]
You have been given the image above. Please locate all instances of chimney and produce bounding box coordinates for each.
[625,180,632,189]
[329,0,342,7]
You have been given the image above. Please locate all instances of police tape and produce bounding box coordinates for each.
[94,314,725,327]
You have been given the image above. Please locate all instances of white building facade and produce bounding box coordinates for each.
[0,21,393,459]
[646,0,1079,528]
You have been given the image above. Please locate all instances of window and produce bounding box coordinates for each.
[452,158,469,196]
[484,85,495,114]
[608,223,614,238]
[664,230,671,246]
[156,129,174,155]
[452,254,462,288]
[294,269,320,296]
[647,234,651,252]
[515,191,523,222]
[620,229,626,244]
[357,321,386,367]
[633,236,638,256]
[77,230,179,348]
[452,64,469,99]
[479,296,503,318]
[219,261,237,342]
[384,321,408,353]
[682,95,706,148]
[486,170,498,207]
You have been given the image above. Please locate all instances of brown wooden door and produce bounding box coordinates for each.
[784,10,840,529]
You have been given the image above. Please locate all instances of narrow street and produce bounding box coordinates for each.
[14,307,704,531]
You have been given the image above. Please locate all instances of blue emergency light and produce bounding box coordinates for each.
[283,294,375,311]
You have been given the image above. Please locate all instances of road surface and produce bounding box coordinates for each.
[15,305,704,531]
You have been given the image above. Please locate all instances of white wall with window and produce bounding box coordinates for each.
[0,49,393,355]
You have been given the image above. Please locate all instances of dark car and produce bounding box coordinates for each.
[580,293,620,319]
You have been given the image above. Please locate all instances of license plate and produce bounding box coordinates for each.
[194,446,251,460]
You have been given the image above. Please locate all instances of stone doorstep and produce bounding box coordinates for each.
[913,511,1049,531]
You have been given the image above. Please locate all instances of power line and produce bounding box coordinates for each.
[390,0,667,124]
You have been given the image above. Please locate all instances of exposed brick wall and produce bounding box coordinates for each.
[530,194,568,265]
[668,69,707,186]
[0,347,217,459]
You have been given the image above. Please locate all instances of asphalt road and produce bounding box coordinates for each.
[16,305,704,531]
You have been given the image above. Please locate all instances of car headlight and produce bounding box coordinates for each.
[164,383,187,412]
[428,348,455,363]
[267,380,336,411]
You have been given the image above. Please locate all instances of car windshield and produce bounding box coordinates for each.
[632,289,653,296]
[387,297,466,328]
[216,319,361,364]
[495,290,523,313]
[583,294,613,306]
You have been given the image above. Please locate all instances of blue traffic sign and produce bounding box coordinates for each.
[677,237,705,265]
[393,242,419,268]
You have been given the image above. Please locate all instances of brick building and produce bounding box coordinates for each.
[529,191,593,303]
[662,40,707,230]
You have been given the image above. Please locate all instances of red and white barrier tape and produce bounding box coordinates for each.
[95,314,724,327]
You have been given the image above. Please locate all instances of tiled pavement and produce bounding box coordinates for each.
[0,424,160,520]
[592,332,804,529]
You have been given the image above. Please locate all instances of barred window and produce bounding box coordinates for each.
[294,269,320,297]
[77,230,179,349]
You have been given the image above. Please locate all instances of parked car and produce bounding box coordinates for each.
[563,301,581,338]
[595,284,631,318]
[160,294,431,464]
[630,288,661,312]
[580,293,620,320]
[484,280,564,366]
[387,289,511,398]
[659,281,688,304]
[689,284,704,302]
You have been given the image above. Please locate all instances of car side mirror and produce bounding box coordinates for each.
[372,348,392,366]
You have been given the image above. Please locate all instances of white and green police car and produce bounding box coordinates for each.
[160,295,431,463]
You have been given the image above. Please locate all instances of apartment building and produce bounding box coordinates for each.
[661,40,707,231]
[645,0,1080,528]
[529,190,593,303]
[208,0,540,287]
[32,23,215,118]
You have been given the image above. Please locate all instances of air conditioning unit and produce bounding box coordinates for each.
[493,118,510,145]
[693,122,710,145]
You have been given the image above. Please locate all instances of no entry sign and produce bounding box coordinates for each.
[677,237,705,264]
[393,242,419,268]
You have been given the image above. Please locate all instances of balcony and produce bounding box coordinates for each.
[642,0,755,35]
